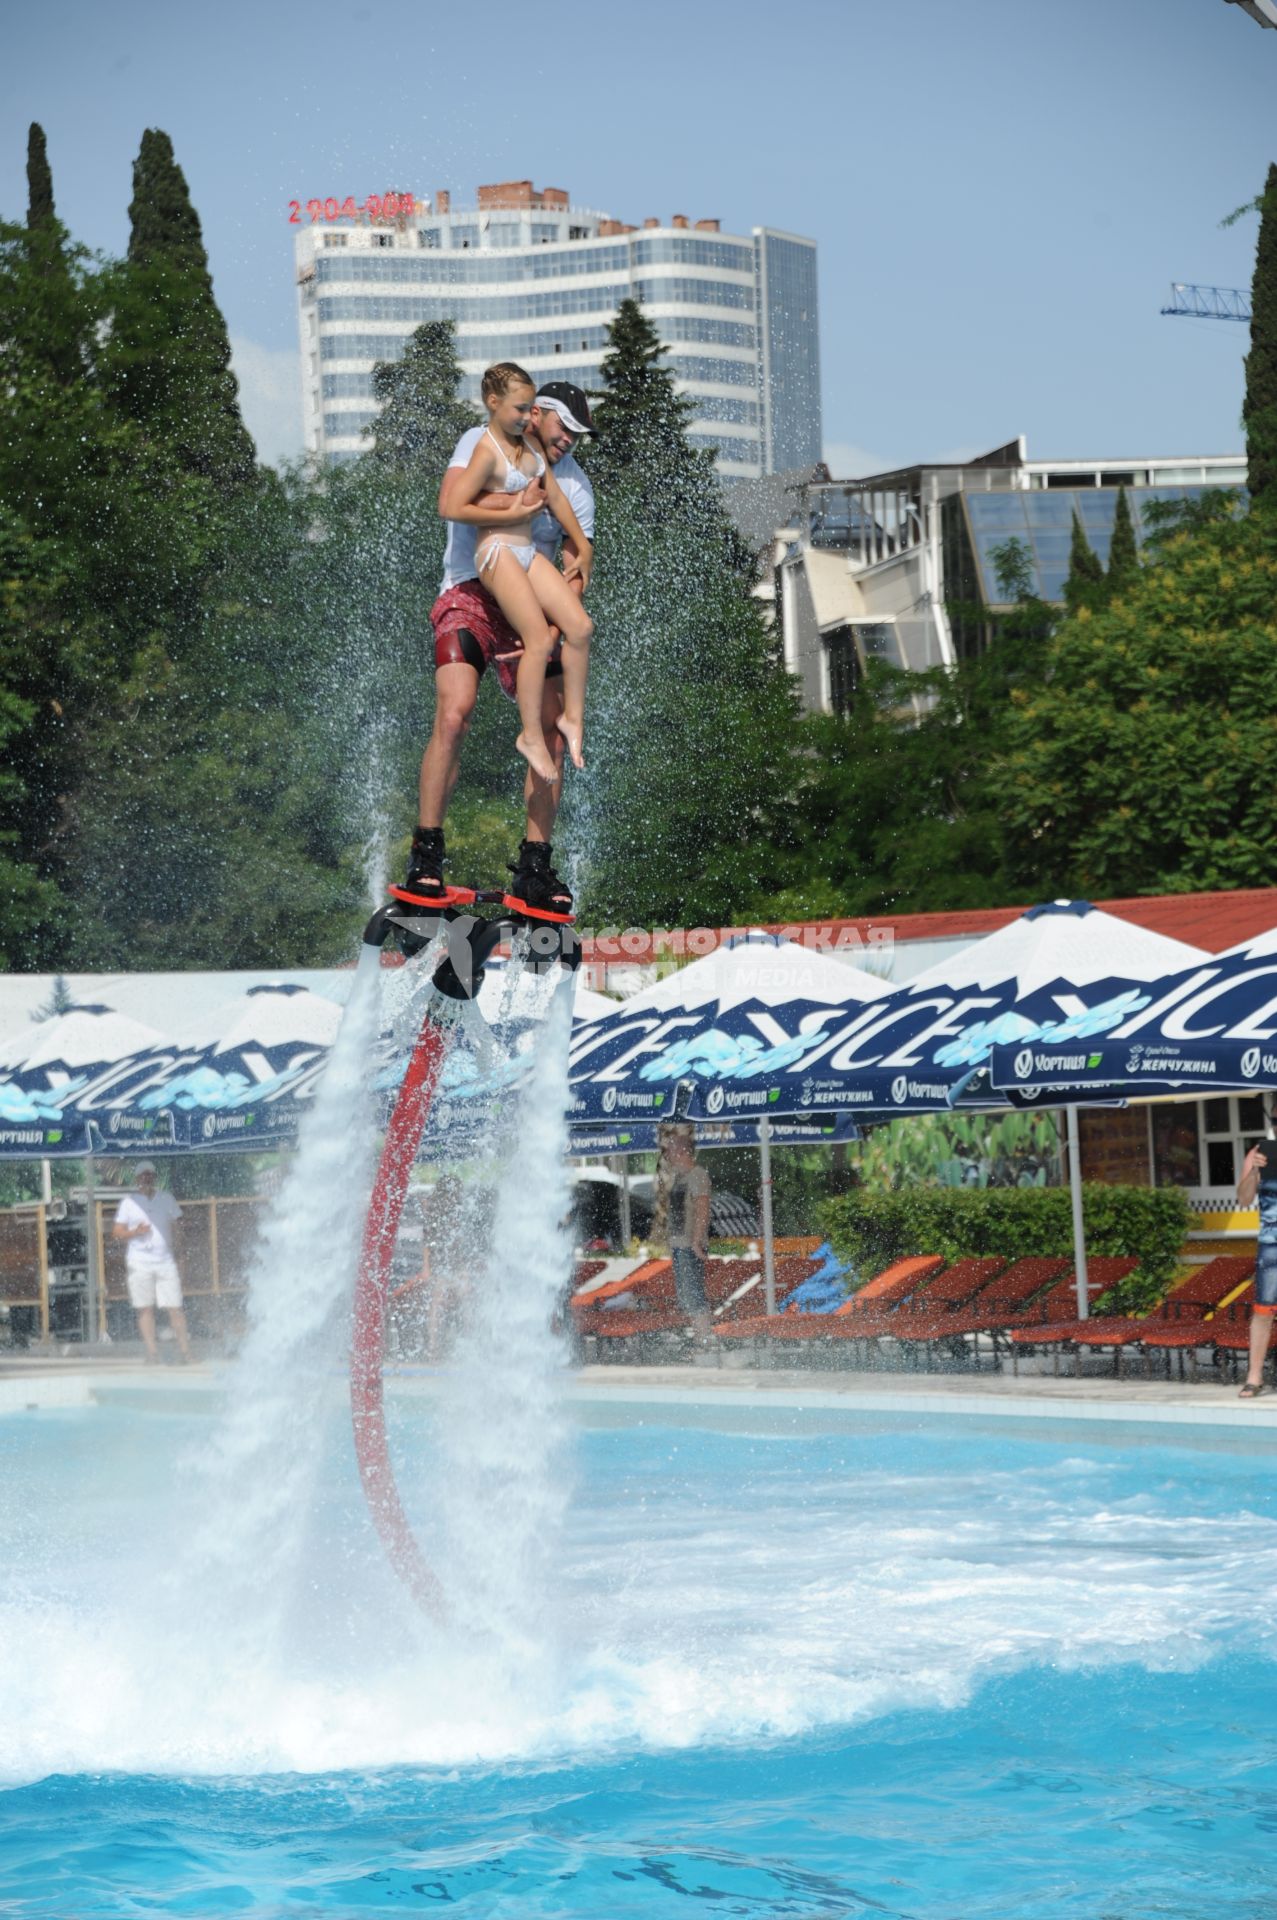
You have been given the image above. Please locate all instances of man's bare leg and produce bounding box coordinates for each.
[167,1305,192,1361]
[524,680,566,842]
[135,1305,159,1360]
[1242,1310,1274,1392]
[418,663,481,829]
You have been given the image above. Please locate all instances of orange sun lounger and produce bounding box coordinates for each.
[1046,1255,1250,1374]
[834,1258,1009,1345]
[714,1255,946,1343]
[1127,1259,1257,1375]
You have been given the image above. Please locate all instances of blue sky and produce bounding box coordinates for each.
[2,0,1272,471]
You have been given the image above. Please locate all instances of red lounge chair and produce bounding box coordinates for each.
[840,1258,1009,1345]
[574,1256,783,1343]
[1138,1262,1257,1377]
[1059,1256,1251,1375]
[715,1254,822,1324]
[926,1257,1074,1335]
[871,1258,1083,1370]
[1007,1258,1142,1373]
[715,1256,946,1344]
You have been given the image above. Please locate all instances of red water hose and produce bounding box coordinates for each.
[350,1003,448,1615]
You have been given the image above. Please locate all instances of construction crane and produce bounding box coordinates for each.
[1160,283,1251,322]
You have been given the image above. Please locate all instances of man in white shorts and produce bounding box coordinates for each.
[112,1161,192,1363]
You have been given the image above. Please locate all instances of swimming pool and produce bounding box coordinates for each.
[2,1392,1276,1917]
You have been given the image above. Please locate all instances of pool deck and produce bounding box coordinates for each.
[4,1349,1277,1433]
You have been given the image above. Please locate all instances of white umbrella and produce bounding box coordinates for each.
[914,901,1211,1319]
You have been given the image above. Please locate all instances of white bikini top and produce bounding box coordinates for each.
[484,428,545,493]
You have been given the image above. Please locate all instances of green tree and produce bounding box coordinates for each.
[587,298,719,529]
[1107,485,1139,593]
[999,502,1277,897]
[568,302,799,924]
[25,122,54,231]
[102,129,257,493]
[1063,511,1106,615]
[369,321,479,472]
[1244,163,1277,513]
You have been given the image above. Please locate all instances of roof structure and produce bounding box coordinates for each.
[580,889,1277,968]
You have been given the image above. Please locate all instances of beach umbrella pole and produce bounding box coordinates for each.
[617,1156,632,1249]
[1066,1105,1089,1320]
[83,1152,101,1346]
[760,1117,777,1315]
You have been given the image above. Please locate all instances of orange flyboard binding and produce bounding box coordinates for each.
[502,837,575,926]
[354,889,579,1615]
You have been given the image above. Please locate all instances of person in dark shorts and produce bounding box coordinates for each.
[661,1124,712,1342]
[401,381,597,919]
[1237,1115,1277,1396]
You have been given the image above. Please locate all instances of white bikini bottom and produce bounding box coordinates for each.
[477,537,537,577]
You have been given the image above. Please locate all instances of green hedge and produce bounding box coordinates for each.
[817,1185,1191,1310]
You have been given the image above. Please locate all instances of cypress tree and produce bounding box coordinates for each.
[1063,511,1106,614]
[106,128,257,492]
[25,123,54,231]
[1107,485,1138,592]
[369,321,479,473]
[19,122,82,386]
[588,297,716,523]
[1244,162,1277,513]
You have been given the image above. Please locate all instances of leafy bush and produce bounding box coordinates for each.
[818,1184,1190,1305]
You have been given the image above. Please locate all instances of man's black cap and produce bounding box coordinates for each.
[534,381,598,435]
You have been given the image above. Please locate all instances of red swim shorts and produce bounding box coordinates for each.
[430,578,563,704]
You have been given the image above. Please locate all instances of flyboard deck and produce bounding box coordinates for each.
[353,892,579,1615]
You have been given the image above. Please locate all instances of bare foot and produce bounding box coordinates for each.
[556,714,585,770]
[516,730,558,783]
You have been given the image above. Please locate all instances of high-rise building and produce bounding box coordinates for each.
[294,181,820,479]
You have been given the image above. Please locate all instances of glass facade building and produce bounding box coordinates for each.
[294,188,821,477]
[770,443,1246,714]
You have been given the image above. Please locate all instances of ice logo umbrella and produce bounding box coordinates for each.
[134,983,345,1149]
[0,1003,169,1157]
[988,915,1277,1096]
[641,902,1210,1121]
[566,934,890,1126]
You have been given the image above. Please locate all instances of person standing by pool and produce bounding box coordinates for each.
[1237,1117,1277,1396]
[659,1125,712,1343]
[111,1161,192,1364]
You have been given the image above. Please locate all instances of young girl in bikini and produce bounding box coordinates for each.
[449,362,593,783]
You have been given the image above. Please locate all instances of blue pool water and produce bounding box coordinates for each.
[2,1396,1277,1917]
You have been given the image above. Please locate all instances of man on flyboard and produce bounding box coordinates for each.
[396,380,596,923]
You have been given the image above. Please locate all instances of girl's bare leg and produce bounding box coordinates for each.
[528,555,593,770]
[478,545,558,782]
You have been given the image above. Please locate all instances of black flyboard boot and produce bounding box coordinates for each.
[503,838,574,924]
[388,827,475,911]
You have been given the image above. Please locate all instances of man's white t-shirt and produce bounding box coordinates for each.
[440,426,595,592]
[115,1189,182,1266]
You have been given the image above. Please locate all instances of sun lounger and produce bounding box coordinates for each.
[714,1256,946,1344]
[842,1258,1008,1338]
[1136,1262,1256,1377]
[575,1255,799,1345]
[1057,1255,1252,1375]
[1007,1258,1142,1373]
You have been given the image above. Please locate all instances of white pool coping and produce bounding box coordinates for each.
[4,1356,1277,1435]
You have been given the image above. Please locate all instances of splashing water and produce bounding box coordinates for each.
[433,977,576,1673]
[179,939,385,1647]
